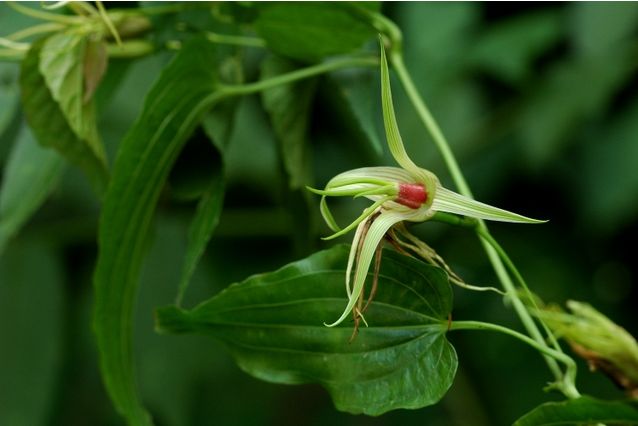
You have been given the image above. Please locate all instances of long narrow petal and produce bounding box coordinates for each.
[327,166,414,186]
[322,196,393,241]
[345,218,369,298]
[319,196,341,232]
[379,40,419,176]
[432,185,546,224]
[325,209,420,327]
[379,39,439,195]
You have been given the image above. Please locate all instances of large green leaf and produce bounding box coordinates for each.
[514,396,638,426]
[93,37,219,425]
[255,3,376,62]
[156,244,457,416]
[20,38,108,194]
[261,55,317,189]
[0,124,65,254]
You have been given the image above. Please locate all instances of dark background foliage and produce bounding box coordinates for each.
[1,2,637,425]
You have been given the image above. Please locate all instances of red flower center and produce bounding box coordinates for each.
[396,183,428,209]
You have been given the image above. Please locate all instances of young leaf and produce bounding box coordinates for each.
[261,55,317,189]
[0,125,65,254]
[255,3,376,62]
[156,244,457,416]
[20,38,108,194]
[83,36,108,104]
[93,37,219,425]
[174,102,240,306]
[514,396,638,426]
[176,166,225,306]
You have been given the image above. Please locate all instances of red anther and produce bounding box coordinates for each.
[396,183,428,209]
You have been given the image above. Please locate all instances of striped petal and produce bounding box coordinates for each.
[325,208,421,327]
[432,185,545,224]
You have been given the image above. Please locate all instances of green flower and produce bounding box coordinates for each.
[309,41,543,328]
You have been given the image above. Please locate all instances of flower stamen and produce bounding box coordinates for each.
[396,182,428,209]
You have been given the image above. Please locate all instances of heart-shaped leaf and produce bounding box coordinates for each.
[156,244,457,416]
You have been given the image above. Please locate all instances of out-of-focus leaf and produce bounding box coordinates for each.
[396,2,479,91]
[514,396,638,426]
[579,97,638,233]
[518,56,635,168]
[326,68,383,156]
[20,39,108,194]
[83,36,108,104]
[175,59,243,304]
[261,55,317,189]
[570,3,638,56]
[392,2,479,169]
[202,100,237,154]
[469,11,562,85]
[39,32,106,162]
[0,124,65,254]
[255,3,375,62]
[156,245,457,416]
[0,63,18,139]
[174,93,242,306]
[0,240,64,425]
[175,160,225,306]
[93,37,218,425]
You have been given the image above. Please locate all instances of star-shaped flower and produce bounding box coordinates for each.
[309,41,543,329]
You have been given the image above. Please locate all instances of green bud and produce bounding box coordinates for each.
[541,301,638,396]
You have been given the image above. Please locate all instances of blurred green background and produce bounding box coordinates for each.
[1,2,637,425]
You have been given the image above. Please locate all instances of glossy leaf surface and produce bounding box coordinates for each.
[157,244,457,416]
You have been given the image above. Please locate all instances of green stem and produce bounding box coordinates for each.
[387,37,574,393]
[217,56,378,96]
[106,40,155,58]
[7,1,83,25]
[2,22,64,41]
[476,227,565,353]
[205,31,266,48]
[0,38,29,51]
[450,320,580,398]
[0,49,23,61]
[96,0,122,46]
